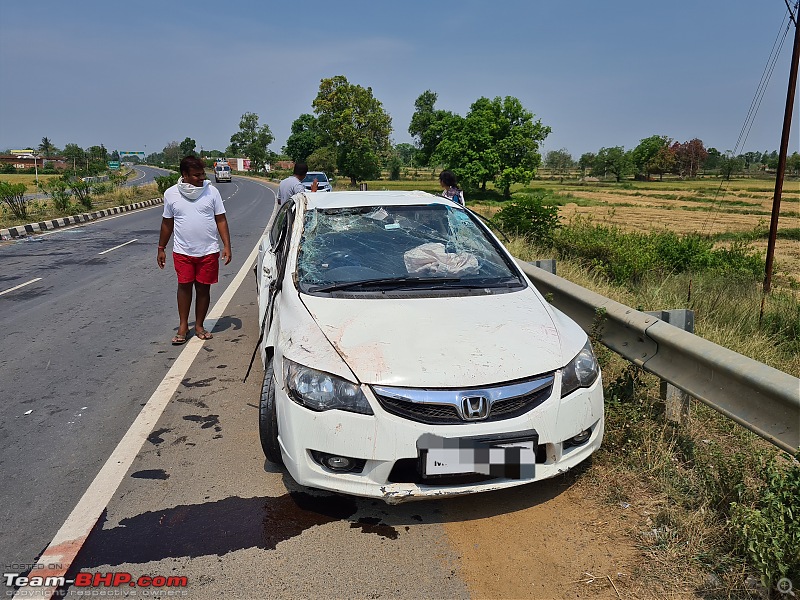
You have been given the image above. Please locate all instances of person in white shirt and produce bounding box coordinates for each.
[157,155,232,345]
[277,162,317,205]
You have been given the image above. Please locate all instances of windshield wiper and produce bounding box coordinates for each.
[308,276,461,293]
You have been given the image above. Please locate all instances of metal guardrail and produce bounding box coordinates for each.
[517,260,800,454]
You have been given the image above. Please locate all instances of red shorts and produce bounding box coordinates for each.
[173,252,220,284]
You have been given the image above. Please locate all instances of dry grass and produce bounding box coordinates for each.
[0,173,61,193]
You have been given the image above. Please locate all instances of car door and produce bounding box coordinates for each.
[257,201,295,346]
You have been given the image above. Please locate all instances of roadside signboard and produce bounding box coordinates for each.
[108,161,120,170]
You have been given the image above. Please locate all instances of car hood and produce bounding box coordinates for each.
[301,289,574,387]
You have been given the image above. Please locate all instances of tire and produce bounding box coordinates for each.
[259,359,283,464]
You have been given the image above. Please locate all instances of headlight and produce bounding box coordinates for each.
[283,358,373,415]
[560,339,600,397]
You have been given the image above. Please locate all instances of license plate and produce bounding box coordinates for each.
[418,433,537,480]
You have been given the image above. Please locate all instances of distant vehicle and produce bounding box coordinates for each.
[302,171,332,192]
[214,164,232,183]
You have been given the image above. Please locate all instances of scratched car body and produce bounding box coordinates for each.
[256,190,603,503]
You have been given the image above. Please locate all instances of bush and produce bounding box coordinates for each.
[552,219,764,285]
[43,179,72,213]
[0,181,28,219]
[69,178,93,210]
[494,193,561,242]
[155,173,179,195]
[730,455,800,592]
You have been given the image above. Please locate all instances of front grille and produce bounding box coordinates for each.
[377,396,461,424]
[373,375,554,425]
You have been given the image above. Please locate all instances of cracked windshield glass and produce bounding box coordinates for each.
[297,204,524,293]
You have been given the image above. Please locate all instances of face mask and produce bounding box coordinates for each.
[177,177,209,200]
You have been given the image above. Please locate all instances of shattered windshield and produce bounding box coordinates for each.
[296,204,524,294]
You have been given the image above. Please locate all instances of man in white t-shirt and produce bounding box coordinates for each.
[277,162,317,205]
[157,155,232,345]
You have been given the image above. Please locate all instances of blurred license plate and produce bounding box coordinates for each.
[420,435,536,479]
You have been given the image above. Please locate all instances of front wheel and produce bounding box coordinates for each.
[259,358,283,464]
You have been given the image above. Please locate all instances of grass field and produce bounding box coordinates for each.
[0,173,61,193]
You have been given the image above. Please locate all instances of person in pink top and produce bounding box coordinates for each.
[157,155,232,345]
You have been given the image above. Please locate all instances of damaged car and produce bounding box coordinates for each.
[255,190,603,503]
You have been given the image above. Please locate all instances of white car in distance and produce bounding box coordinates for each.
[256,190,603,503]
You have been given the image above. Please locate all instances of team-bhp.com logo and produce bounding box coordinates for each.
[5,572,188,595]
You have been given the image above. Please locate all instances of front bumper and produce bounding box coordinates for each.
[274,369,603,504]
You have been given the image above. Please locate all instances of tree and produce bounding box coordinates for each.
[62,143,85,172]
[179,137,197,157]
[705,147,722,171]
[306,146,337,175]
[162,141,181,166]
[434,96,550,197]
[544,148,573,175]
[284,114,320,163]
[671,139,708,178]
[631,135,671,179]
[229,112,274,173]
[719,152,745,180]
[39,137,56,157]
[786,152,800,176]
[312,75,392,184]
[110,150,120,161]
[394,143,416,166]
[408,90,454,167]
[578,152,596,176]
[649,144,676,181]
[592,146,630,182]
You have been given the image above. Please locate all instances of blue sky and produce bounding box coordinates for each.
[1,1,797,159]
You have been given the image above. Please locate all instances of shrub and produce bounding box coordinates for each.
[494,193,561,242]
[730,455,800,592]
[552,219,764,285]
[155,173,179,195]
[43,179,72,213]
[69,178,93,210]
[0,181,28,219]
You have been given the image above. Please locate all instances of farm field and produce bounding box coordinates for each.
[473,176,800,287]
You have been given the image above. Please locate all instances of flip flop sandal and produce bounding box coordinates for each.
[171,332,189,345]
[196,330,213,340]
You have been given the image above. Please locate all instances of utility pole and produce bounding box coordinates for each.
[763,1,800,297]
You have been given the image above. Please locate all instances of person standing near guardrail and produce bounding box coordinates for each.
[277,162,317,206]
[157,155,232,345]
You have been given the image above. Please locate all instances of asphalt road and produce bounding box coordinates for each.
[0,173,276,593]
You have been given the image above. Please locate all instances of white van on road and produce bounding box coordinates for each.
[214,164,232,183]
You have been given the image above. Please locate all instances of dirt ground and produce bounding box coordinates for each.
[443,475,648,600]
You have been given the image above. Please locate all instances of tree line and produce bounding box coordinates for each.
[545,138,800,181]
[12,75,796,189]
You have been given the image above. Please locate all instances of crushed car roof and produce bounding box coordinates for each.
[301,190,456,210]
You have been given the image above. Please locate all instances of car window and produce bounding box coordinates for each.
[296,204,524,294]
[303,173,327,183]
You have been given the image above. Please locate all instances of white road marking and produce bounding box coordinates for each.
[37,204,162,237]
[19,240,263,600]
[98,239,138,255]
[0,277,42,297]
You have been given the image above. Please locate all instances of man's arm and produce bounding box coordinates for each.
[215,213,232,265]
[157,217,174,269]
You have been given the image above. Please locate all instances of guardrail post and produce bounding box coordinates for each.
[526,260,556,275]
[647,309,695,425]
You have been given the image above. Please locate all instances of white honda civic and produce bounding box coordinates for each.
[255,190,603,503]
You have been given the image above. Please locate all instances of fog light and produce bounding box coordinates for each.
[569,429,591,446]
[310,450,366,473]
